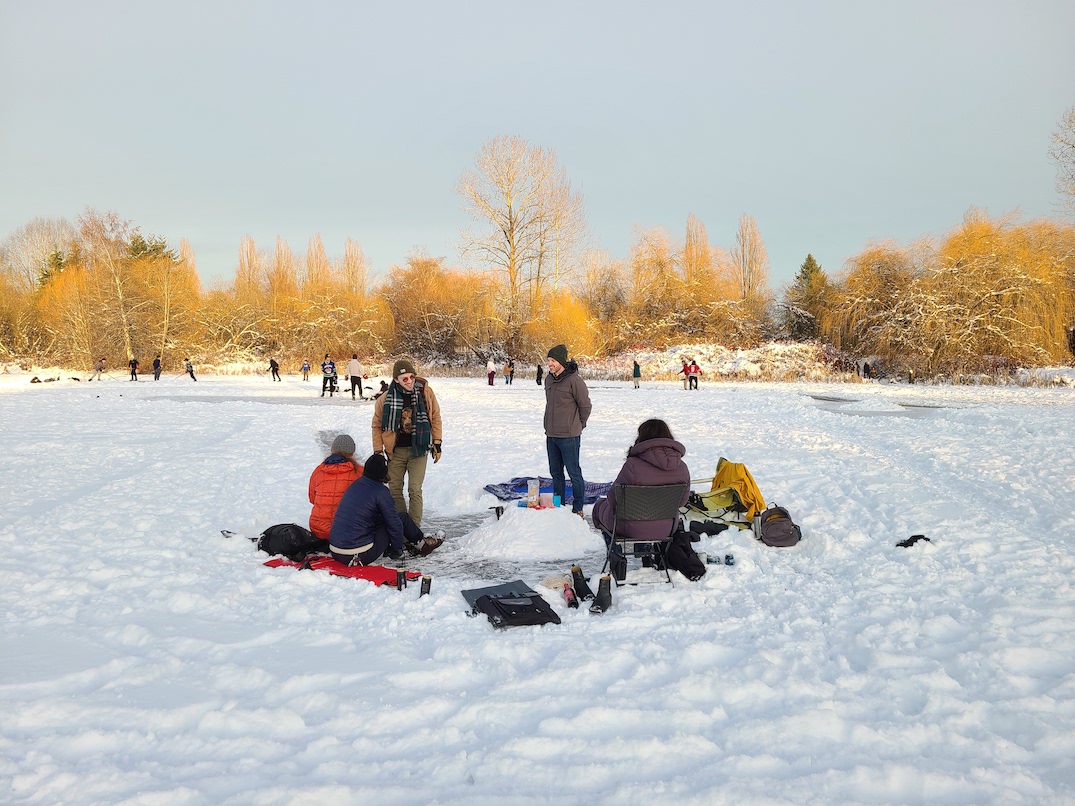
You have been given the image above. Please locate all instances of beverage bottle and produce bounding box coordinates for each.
[419,575,432,597]
[563,584,579,608]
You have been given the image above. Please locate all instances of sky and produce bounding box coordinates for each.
[2,0,1074,288]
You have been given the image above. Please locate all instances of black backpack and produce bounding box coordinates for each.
[257,523,326,561]
[660,530,707,581]
[755,506,803,547]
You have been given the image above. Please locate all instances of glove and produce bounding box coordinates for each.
[431,440,442,463]
[385,548,404,561]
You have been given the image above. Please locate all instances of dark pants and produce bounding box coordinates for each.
[188,370,197,381]
[322,376,335,395]
[351,377,363,399]
[272,369,281,381]
[153,369,161,381]
[547,436,584,513]
[130,370,137,381]
[330,511,423,565]
[688,376,698,390]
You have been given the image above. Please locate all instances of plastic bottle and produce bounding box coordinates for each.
[563,584,579,608]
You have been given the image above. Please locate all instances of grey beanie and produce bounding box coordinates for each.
[331,434,356,455]
[547,344,569,366]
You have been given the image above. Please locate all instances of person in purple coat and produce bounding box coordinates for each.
[592,418,691,540]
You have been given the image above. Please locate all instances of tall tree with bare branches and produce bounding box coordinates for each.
[457,135,586,344]
[1051,104,1075,215]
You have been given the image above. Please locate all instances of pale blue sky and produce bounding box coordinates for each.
[2,0,1073,287]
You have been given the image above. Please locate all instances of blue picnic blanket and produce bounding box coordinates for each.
[482,476,612,506]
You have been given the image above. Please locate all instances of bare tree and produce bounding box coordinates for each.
[1051,104,1075,215]
[729,214,771,306]
[458,135,587,339]
[341,237,368,297]
[305,233,331,290]
[0,217,78,292]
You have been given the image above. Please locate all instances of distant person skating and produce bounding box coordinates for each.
[536,364,544,385]
[503,361,511,385]
[153,355,162,381]
[346,354,365,400]
[269,357,281,381]
[632,359,641,389]
[128,357,139,381]
[308,434,363,541]
[328,454,443,565]
[321,354,337,398]
[862,360,872,380]
[544,343,591,517]
[679,361,689,389]
[372,359,442,528]
[89,358,104,381]
[301,360,311,381]
[184,358,197,381]
[687,359,701,390]
[486,359,496,386]
[508,359,515,384]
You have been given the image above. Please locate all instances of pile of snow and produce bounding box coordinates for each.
[585,342,841,382]
[455,505,604,561]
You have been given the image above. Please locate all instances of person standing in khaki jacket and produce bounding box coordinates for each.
[371,358,442,527]
[544,343,592,515]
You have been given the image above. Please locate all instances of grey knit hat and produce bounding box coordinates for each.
[547,344,569,366]
[330,434,356,455]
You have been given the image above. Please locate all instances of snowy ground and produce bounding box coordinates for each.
[1,372,1073,804]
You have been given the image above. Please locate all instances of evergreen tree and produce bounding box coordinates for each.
[783,254,832,340]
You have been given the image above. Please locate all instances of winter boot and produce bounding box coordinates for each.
[571,565,594,600]
[589,575,612,614]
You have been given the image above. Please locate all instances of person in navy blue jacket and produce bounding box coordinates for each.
[328,454,443,565]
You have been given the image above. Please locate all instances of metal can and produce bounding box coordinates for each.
[396,569,407,590]
[419,575,432,597]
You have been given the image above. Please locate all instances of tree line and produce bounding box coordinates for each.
[2,130,1074,376]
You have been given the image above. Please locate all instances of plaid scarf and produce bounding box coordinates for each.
[380,378,432,456]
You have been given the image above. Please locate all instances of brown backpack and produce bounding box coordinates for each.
[755,506,802,547]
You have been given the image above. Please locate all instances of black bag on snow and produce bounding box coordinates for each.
[660,530,707,581]
[257,523,326,561]
[472,593,561,628]
[755,506,803,547]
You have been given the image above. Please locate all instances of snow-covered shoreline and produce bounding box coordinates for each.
[1,375,1073,803]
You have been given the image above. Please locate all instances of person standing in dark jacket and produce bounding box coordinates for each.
[328,454,443,565]
[153,355,162,381]
[536,364,544,385]
[632,359,641,389]
[128,357,139,381]
[269,357,281,381]
[321,354,337,397]
[184,358,197,381]
[544,343,592,516]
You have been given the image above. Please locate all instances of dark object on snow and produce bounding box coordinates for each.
[257,523,326,561]
[589,575,612,614]
[725,554,735,566]
[688,520,729,538]
[571,565,594,600]
[462,580,561,628]
[660,530,707,581]
[755,506,803,547]
[897,534,931,548]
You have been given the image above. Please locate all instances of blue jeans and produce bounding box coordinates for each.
[547,436,584,513]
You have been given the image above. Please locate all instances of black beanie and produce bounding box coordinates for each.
[363,453,389,483]
[547,344,569,366]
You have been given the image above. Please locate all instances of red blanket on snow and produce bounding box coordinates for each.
[264,556,422,586]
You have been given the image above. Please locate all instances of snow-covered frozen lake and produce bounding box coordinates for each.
[1,373,1073,804]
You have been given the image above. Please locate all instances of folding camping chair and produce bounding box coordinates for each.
[598,483,688,586]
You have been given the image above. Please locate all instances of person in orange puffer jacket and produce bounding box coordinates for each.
[308,434,364,540]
